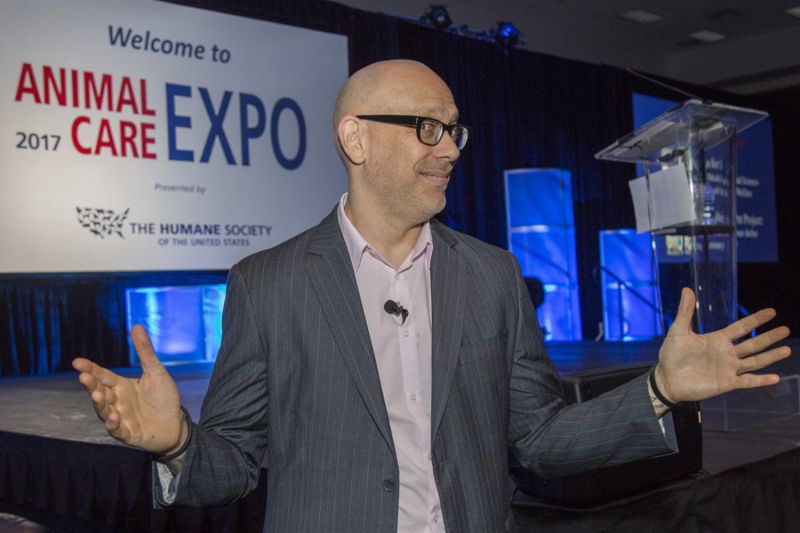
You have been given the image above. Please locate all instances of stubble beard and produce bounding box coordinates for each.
[365,155,452,228]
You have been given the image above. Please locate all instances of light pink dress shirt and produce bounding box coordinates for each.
[337,194,446,533]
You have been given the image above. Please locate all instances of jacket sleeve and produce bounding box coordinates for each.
[153,263,269,506]
[504,252,677,478]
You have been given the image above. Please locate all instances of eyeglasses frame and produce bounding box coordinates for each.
[356,114,469,149]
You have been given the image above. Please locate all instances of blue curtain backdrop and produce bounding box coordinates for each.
[2,0,798,375]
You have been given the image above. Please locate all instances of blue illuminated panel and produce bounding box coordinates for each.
[599,230,661,341]
[505,168,581,340]
[125,285,226,365]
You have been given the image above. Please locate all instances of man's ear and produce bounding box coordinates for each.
[337,116,366,165]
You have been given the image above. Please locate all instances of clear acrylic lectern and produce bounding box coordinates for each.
[595,100,768,334]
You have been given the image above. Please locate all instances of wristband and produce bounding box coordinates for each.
[159,406,193,461]
[649,367,681,410]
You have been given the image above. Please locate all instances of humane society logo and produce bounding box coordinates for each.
[75,207,273,248]
[76,207,129,238]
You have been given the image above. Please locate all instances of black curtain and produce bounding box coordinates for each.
[0,272,227,374]
[2,0,797,376]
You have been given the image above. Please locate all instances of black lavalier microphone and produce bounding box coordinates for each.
[383,300,409,325]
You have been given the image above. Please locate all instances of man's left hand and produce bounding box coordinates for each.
[654,287,792,404]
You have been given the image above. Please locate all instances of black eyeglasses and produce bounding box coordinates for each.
[357,115,470,150]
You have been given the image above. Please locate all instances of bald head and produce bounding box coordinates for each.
[332,59,462,239]
[333,60,452,131]
[332,60,458,170]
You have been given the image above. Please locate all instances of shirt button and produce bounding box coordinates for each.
[383,479,395,492]
[427,453,432,461]
[402,330,409,337]
[433,514,440,523]
[410,394,417,402]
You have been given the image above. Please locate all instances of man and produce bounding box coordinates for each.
[73,60,791,532]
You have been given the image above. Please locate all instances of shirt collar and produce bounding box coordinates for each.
[337,192,433,273]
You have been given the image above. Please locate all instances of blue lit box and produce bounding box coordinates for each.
[599,230,662,341]
[125,285,226,365]
[505,168,581,340]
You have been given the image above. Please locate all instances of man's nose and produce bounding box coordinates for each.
[434,132,461,162]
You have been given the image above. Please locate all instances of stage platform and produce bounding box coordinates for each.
[2,340,799,531]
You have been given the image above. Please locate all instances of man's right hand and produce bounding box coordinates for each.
[72,324,187,455]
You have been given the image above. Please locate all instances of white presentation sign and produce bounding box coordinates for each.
[0,0,348,272]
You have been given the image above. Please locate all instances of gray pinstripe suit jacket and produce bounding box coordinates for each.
[156,207,676,532]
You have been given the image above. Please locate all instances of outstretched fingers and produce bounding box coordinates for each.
[103,408,133,442]
[84,376,118,422]
[130,325,165,377]
[735,326,791,357]
[73,358,124,423]
[733,372,781,390]
[669,287,697,334]
[104,407,120,432]
[73,354,153,447]
[724,308,778,341]
[73,357,120,389]
[737,345,792,374]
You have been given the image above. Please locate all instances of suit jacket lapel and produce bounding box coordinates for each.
[429,220,466,440]
[307,208,395,454]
